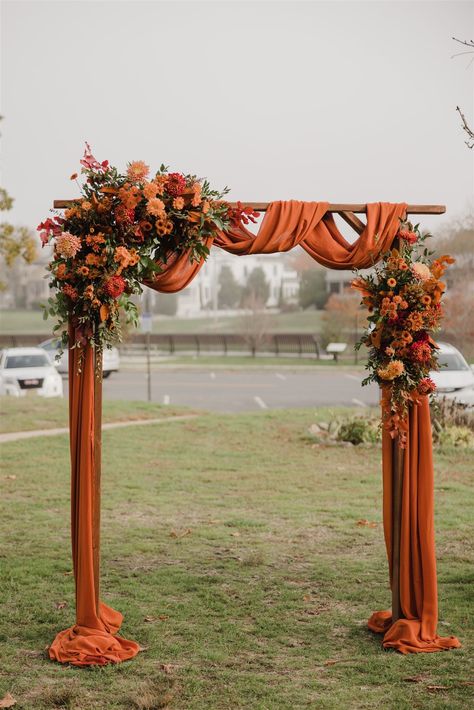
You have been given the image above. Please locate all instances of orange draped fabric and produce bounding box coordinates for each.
[49,324,140,666]
[50,201,458,665]
[368,397,461,653]
[148,201,408,292]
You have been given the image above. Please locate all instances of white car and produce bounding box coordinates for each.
[0,347,63,398]
[430,342,474,407]
[39,338,120,378]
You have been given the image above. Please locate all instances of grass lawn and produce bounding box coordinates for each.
[0,405,472,709]
[121,355,365,369]
[0,397,192,434]
[0,309,323,335]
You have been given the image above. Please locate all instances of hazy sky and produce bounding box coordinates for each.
[1,0,473,237]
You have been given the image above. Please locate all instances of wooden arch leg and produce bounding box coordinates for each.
[93,348,102,613]
[391,438,404,622]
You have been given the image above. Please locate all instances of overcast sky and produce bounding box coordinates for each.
[1,0,473,237]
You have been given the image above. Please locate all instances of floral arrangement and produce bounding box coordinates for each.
[352,222,454,445]
[38,144,258,353]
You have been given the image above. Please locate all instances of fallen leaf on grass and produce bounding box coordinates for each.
[160,663,175,675]
[63,570,73,576]
[427,685,449,692]
[459,681,474,686]
[138,645,149,652]
[324,659,352,666]
[356,519,378,528]
[55,601,67,610]
[230,532,241,537]
[207,519,223,525]
[403,674,429,683]
[144,615,169,623]
[0,693,16,708]
[169,528,191,539]
[4,475,16,480]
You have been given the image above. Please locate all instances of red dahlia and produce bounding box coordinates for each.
[104,275,126,299]
[410,340,432,363]
[418,377,436,395]
[398,229,417,245]
[165,172,186,196]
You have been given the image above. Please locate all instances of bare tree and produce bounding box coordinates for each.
[238,294,270,357]
[452,38,474,148]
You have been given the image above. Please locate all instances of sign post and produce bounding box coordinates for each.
[141,312,153,402]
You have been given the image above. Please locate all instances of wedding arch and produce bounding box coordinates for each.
[40,152,460,666]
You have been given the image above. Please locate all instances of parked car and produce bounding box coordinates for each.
[430,342,474,406]
[0,347,63,397]
[39,338,120,378]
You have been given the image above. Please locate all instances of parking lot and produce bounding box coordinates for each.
[83,367,380,412]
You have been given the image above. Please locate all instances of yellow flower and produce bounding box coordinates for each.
[378,360,405,380]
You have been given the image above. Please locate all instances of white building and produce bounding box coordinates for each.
[169,249,299,317]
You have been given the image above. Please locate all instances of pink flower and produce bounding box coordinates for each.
[412,262,431,281]
[80,142,109,172]
[56,231,82,258]
[127,161,150,182]
[39,231,49,247]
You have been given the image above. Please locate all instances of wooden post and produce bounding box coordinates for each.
[391,438,405,622]
[93,348,103,613]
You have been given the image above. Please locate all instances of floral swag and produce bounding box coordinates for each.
[38,144,258,353]
[352,228,454,445]
[39,146,453,437]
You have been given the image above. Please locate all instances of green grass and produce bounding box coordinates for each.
[122,355,365,369]
[0,309,323,335]
[0,405,472,709]
[0,397,192,434]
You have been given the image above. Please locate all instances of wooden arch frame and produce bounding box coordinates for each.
[51,198,447,655]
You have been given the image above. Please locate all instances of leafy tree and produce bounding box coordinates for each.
[298,269,328,309]
[241,266,269,305]
[0,189,37,291]
[218,265,242,308]
[0,119,38,290]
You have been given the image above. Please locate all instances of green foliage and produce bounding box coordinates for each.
[218,265,242,308]
[298,268,328,310]
[438,425,474,448]
[337,417,380,445]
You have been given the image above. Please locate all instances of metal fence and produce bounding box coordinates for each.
[0,332,322,358]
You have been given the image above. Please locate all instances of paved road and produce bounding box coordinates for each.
[74,368,379,412]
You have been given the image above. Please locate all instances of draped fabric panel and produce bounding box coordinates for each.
[368,397,461,653]
[50,201,459,665]
[49,324,140,666]
[147,201,408,293]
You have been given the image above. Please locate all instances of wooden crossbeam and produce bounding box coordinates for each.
[337,211,366,235]
[53,199,446,215]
